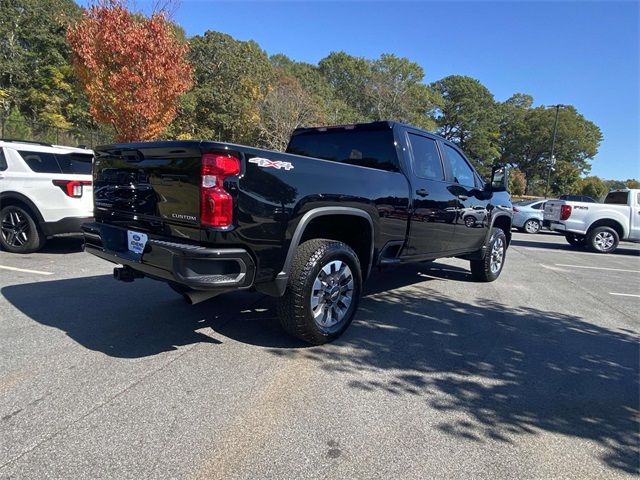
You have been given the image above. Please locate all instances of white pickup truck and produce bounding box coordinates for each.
[544,189,640,253]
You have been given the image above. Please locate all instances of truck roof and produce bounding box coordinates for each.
[291,120,448,143]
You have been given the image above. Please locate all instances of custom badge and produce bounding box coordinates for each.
[249,157,294,171]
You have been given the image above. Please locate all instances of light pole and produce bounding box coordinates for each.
[545,104,564,198]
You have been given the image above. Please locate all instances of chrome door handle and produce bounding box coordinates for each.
[416,189,429,197]
[458,195,468,200]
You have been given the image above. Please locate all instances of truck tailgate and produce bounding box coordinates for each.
[93,143,203,234]
[544,201,562,221]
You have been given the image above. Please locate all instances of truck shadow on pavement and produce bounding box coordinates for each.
[2,262,638,475]
[274,265,640,476]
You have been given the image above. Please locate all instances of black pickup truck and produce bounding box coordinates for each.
[83,121,512,344]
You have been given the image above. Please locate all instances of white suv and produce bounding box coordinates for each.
[0,140,94,253]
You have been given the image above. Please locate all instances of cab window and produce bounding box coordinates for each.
[408,134,444,180]
[443,144,475,187]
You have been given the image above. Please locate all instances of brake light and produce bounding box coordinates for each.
[52,180,92,198]
[200,153,240,228]
[560,205,572,220]
[512,207,520,213]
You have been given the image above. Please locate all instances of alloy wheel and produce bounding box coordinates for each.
[1,209,30,248]
[525,219,540,234]
[310,260,354,328]
[593,231,615,252]
[490,237,505,274]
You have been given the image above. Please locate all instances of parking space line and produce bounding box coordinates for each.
[0,265,53,276]
[554,264,640,274]
[609,292,640,298]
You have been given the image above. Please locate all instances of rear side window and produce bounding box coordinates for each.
[443,144,475,187]
[408,134,444,180]
[0,149,7,171]
[17,150,92,174]
[18,151,61,173]
[604,191,629,205]
[56,153,93,174]
[532,202,545,210]
[286,129,399,172]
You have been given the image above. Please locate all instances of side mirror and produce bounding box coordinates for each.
[489,165,509,192]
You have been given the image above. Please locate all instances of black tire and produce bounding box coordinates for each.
[586,226,619,253]
[523,218,541,234]
[565,233,586,248]
[470,227,507,282]
[277,239,362,345]
[0,205,46,253]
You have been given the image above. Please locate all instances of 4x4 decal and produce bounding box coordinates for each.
[249,157,294,171]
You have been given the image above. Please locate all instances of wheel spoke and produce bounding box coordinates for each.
[309,259,354,329]
[14,232,26,246]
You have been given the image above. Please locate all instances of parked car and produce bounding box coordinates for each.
[559,194,597,203]
[83,121,513,344]
[0,140,94,253]
[512,199,546,233]
[544,189,640,253]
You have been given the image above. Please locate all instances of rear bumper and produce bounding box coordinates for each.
[547,221,566,232]
[82,222,255,290]
[42,216,93,236]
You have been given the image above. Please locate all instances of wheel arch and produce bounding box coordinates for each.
[0,192,44,224]
[587,219,625,239]
[262,207,375,297]
[489,213,512,247]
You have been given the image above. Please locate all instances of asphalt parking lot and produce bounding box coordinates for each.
[0,231,638,479]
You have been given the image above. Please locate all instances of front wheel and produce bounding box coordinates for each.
[277,239,362,345]
[470,227,507,282]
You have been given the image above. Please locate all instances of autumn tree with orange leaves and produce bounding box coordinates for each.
[67,1,192,142]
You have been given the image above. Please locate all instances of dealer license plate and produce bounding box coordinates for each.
[127,230,148,255]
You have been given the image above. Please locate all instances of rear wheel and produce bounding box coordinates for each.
[277,239,362,345]
[470,227,507,282]
[523,218,541,234]
[0,205,45,253]
[565,233,586,248]
[586,226,619,253]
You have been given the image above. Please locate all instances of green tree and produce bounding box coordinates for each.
[269,54,352,124]
[431,75,499,176]
[172,31,274,143]
[603,179,626,191]
[499,101,602,194]
[1,105,32,138]
[550,162,582,196]
[0,0,87,128]
[579,176,608,200]
[257,72,324,151]
[318,51,370,121]
[366,54,439,130]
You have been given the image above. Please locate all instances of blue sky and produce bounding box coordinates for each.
[85,1,639,180]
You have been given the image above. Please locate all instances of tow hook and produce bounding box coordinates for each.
[113,266,144,282]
